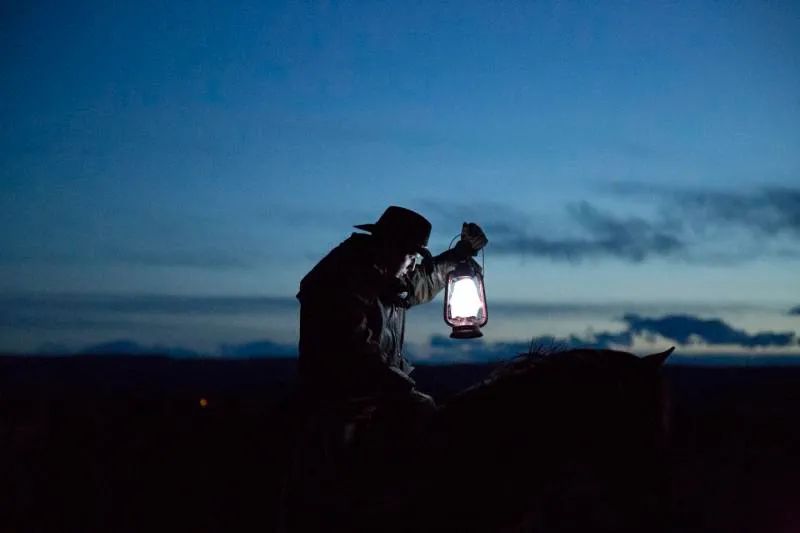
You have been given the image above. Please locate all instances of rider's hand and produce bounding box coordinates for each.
[410,389,437,409]
[454,222,488,258]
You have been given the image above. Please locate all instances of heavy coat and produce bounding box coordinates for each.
[296,232,462,401]
[281,233,466,531]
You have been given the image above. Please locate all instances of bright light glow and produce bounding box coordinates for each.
[450,277,483,318]
[199,398,208,408]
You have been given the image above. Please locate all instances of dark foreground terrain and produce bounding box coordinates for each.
[2,355,799,532]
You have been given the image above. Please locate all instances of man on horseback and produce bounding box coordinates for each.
[284,206,487,530]
[296,205,487,411]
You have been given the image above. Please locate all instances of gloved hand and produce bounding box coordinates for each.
[453,222,488,259]
[410,389,437,410]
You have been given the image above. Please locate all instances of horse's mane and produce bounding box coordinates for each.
[451,344,646,402]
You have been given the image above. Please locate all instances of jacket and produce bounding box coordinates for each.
[296,233,462,401]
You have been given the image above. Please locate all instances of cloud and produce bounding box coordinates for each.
[417,331,646,364]
[417,312,798,363]
[419,332,630,364]
[666,186,800,237]
[611,184,800,257]
[20,308,800,361]
[491,202,684,262]
[419,199,686,262]
[0,293,297,316]
[9,293,797,359]
[622,314,797,348]
[418,187,800,264]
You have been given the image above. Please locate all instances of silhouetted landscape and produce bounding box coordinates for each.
[4,0,799,530]
[2,354,799,532]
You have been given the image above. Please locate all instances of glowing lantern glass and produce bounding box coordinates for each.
[444,260,488,338]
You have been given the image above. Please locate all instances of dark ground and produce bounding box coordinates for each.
[2,355,799,532]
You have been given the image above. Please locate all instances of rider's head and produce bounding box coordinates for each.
[354,206,432,278]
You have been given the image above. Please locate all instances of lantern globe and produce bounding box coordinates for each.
[444,260,488,339]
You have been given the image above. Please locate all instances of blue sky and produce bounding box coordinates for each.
[1,1,799,359]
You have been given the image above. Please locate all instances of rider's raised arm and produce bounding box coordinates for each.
[405,248,464,307]
[406,223,487,307]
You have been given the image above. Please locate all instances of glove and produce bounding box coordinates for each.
[453,222,488,259]
[410,389,437,410]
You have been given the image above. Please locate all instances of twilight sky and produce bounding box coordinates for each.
[1,1,799,360]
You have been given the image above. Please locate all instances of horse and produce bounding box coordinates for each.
[280,346,673,532]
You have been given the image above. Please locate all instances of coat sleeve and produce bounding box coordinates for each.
[405,249,464,307]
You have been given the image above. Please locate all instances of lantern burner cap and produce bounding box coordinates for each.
[450,325,484,339]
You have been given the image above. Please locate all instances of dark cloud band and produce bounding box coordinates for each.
[622,313,797,348]
[418,186,800,264]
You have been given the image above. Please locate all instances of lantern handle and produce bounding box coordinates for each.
[448,234,460,250]
[448,233,486,275]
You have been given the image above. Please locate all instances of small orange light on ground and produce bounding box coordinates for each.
[199,398,208,408]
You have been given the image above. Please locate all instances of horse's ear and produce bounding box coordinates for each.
[643,347,674,367]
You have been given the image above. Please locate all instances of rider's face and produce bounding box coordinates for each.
[375,237,419,278]
[382,246,418,278]
[393,252,417,278]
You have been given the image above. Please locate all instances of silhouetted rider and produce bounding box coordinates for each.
[296,205,488,409]
[282,206,487,531]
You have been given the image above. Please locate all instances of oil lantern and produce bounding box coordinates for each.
[444,258,488,338]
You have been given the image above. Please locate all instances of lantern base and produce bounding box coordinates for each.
[450,325,483,339]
